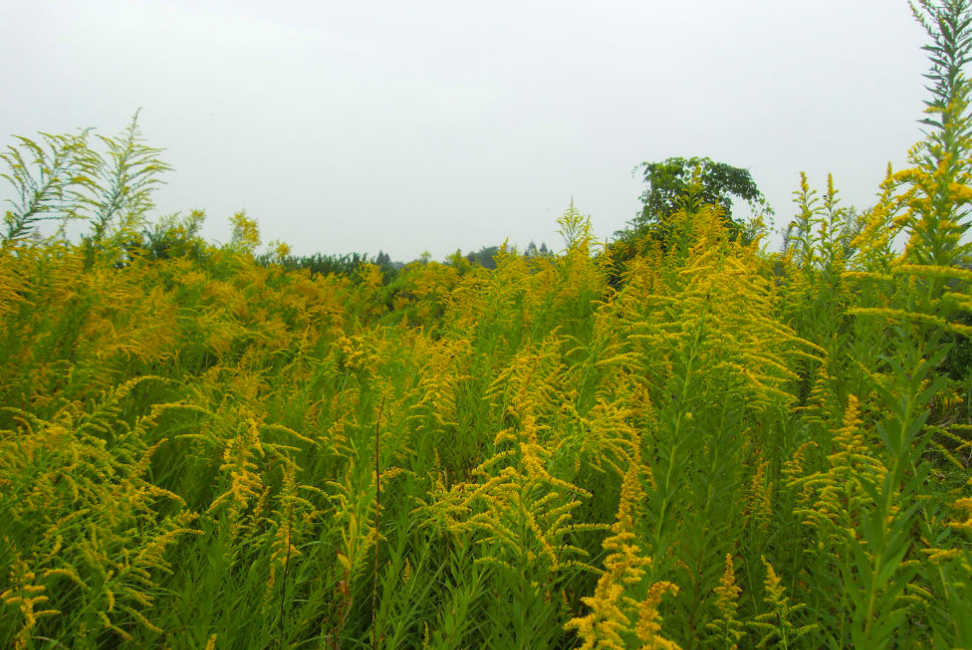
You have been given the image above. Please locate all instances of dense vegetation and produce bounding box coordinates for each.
[2,2,972,648]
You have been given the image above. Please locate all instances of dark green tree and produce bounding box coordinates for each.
[631,156,768,236]
[604,156,769,287]
[465,245,501,270]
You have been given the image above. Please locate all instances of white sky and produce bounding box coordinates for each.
[1,0,930,260]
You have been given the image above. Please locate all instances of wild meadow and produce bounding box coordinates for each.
[3,2,972,649]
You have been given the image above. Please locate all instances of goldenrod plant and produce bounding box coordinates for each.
[1,2,972,648]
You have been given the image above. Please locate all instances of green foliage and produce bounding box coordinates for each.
[140,210,209,261]
[0,110,171,260]
[605,157,769,287]
[628,156,768,238]
[84,110,172,246]
[1,129,98,245]
[465,245,502,270]
[913,0,972,154]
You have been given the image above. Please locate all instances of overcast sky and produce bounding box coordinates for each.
[1,0,930,260]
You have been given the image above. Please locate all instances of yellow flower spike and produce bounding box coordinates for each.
[565,467,662,648]
[751,557,817,647]
[706,554,745,649]
[634,581,681,650]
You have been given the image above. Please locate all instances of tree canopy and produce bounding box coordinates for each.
[627,156,769,237]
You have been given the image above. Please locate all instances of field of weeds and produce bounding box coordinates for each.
[2,2,972,648]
